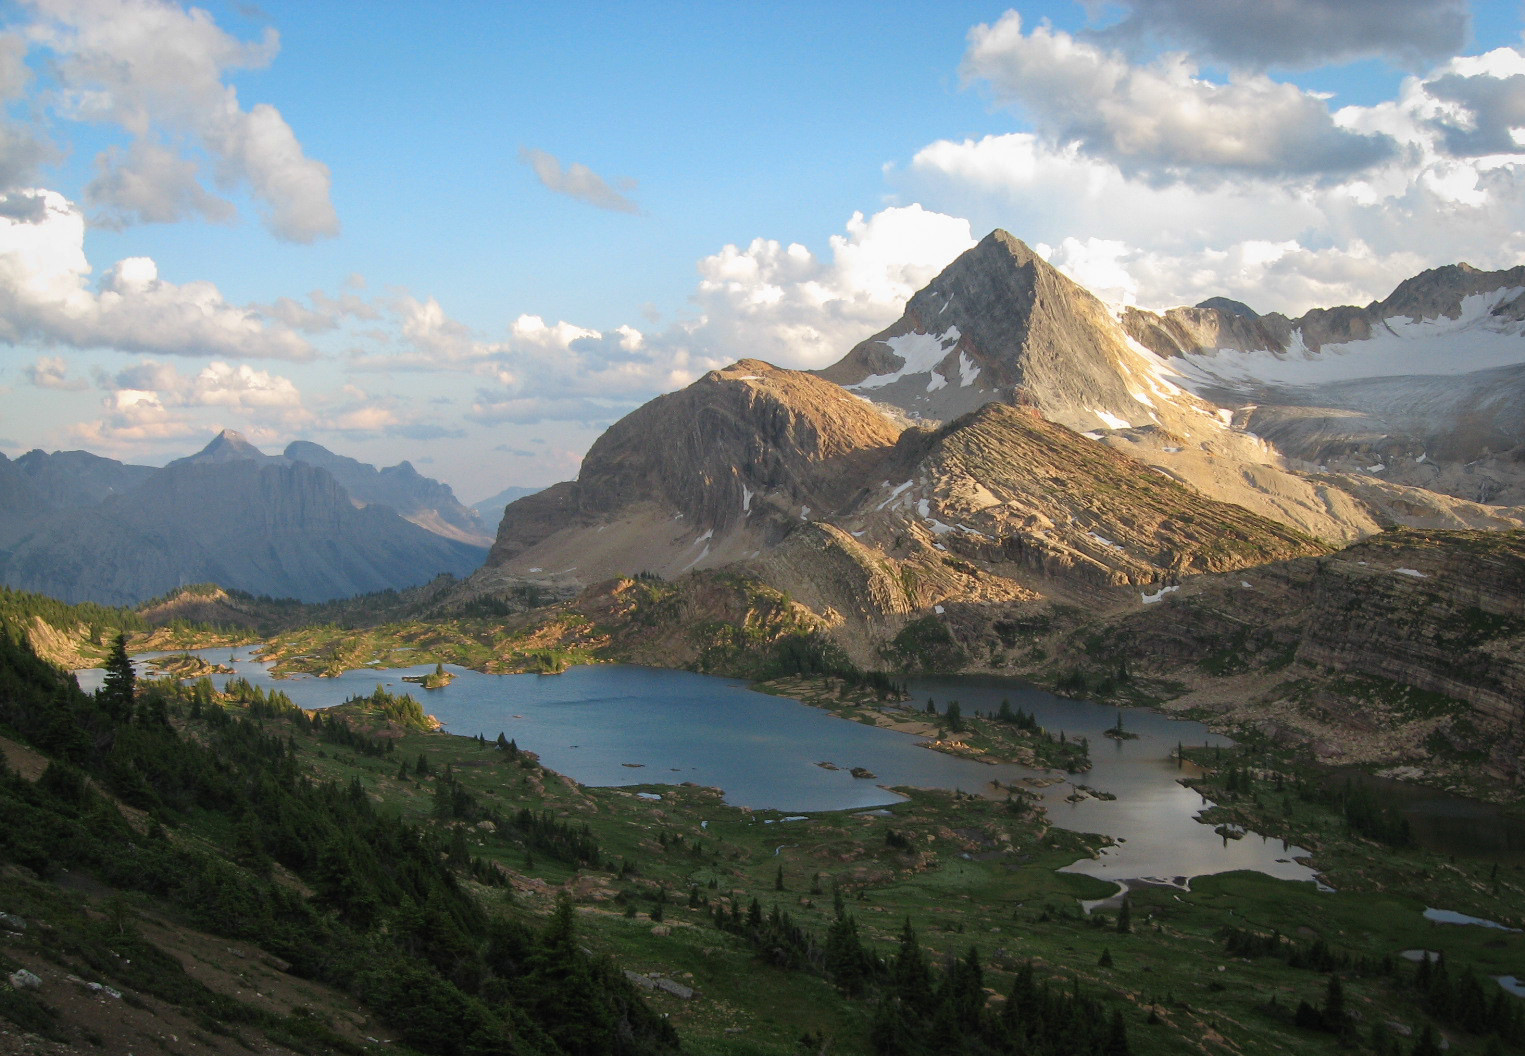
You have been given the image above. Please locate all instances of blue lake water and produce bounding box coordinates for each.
[82,649,1320,886]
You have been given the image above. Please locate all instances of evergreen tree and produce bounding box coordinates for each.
[945,700,965,734]
[98,633,135,723]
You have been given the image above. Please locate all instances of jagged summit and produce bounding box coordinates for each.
[1376,261,1525,323]
[816,229,1223,439]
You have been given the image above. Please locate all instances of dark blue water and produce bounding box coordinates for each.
[81,649,1319,885]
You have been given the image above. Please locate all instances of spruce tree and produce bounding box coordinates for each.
[98,633,135,723]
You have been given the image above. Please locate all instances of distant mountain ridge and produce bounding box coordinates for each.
[0,432,500,604]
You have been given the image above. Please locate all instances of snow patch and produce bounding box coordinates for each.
[934,605,945,614]
[1081,431,1103,440]
[1395,568,1429,578]
[957,351,980,387]
[742,485,754,513]
[1090,408,1131,430]
[1086,532,1121,550]
[1172,287,1525,394]
[800,506,811,520]
[877,480,914,511]
[849,328,962,391]
[1141,585,1180,604]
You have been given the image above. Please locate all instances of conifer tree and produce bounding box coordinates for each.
[98,633,135,723]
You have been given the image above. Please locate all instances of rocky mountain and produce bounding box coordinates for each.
[0,433,489,605]
[479,358,1326,656]
[1121,263,1525,509]
[285,440,493,546]
[475,230,1525,777]
[817,231,1525,542]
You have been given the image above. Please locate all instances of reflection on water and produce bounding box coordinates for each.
[86,651,1328,885]
[1326,770,1525,866]
[909,676,1321,887]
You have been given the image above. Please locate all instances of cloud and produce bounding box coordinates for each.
[963,11,1397,183]
[25,0,338,241]
[1421,49,1525,157]
[467,393,628,427]
[0,191,49,222]
[895,34,1525,317]
[389,422,465,441]
[1041,235,1426,315]
[678,204,977,369]
[86,140,236,227]
[26,353,88,389]
[519,147,641,214]
[0,190,313,357]
[1087,0,1469,72]
[0,33,54,190]
[371,205,976,430]
[70,386,199,444]
[104,358,303,411]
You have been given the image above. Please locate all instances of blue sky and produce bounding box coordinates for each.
[0,0,1520,500]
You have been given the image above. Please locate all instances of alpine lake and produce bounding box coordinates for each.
[83,648,1519,889]
[73,646,1525,1052]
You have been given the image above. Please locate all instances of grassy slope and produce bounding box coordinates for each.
[288,702,1525,1055]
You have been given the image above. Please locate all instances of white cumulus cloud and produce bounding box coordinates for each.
[0,190,313,357]
[25,0,338,241]
[26,353,88,389]
[894,30,1525,316]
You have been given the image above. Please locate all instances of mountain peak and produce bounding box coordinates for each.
[981,228,1045,266]
[1377,260,1525,322]
[177,429,270,465]
[815,227,1166,432]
